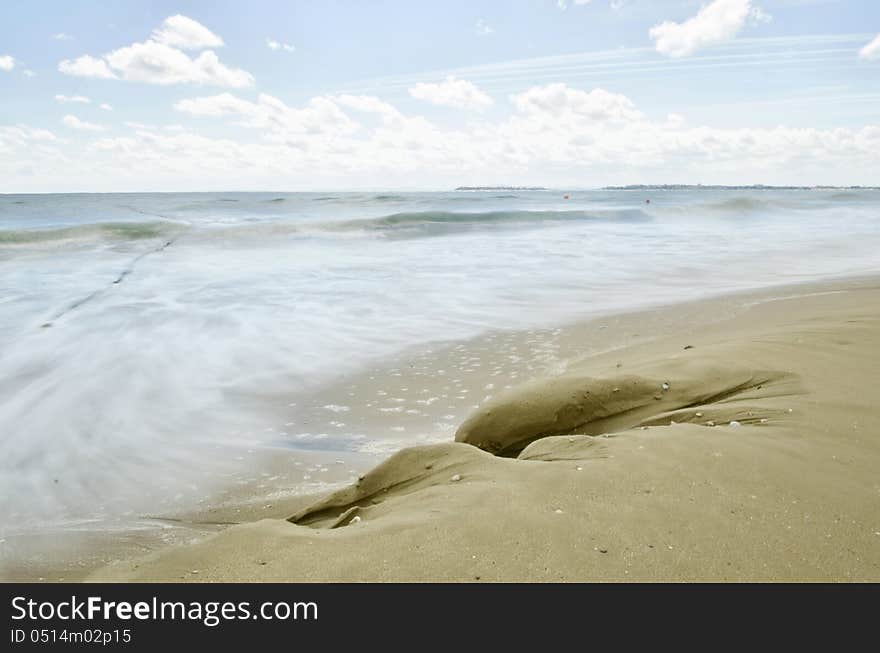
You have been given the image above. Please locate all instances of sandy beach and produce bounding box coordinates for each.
[83,276,880,582]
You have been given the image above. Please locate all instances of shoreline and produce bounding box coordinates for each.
[4,274,879,581]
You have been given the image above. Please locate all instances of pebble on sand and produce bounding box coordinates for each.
[451,474,462,482]
[729,421,741,427]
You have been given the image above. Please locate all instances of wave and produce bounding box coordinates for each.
[0,209,650,249]
[696,192,877,214]
[0,221,186,246]
[686,195,826,215]
[369,194,408,202]
[179,208,652,242]
[333,209,651,236]
[702,197,774,213]
[828,191,878,201]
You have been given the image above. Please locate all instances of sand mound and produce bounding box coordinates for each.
[456,363,800,456]
[291,361,803,527]
[289,442,493,528]
[288,361,802,529]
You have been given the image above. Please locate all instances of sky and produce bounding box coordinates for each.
[1,0,879,191]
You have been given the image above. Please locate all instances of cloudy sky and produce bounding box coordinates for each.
[1,0,879,191]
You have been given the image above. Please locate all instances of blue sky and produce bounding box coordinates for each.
[1,0,879,190]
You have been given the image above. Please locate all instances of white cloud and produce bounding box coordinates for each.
[100,103,113,111]
[62,115,104,131]
[650,0,771,58]
[859,33,880,61]
[58,55,116,79]
[0,126,56,145]
[558,0,592,9]
[6,83,880,189]
[23,69,36,77]
[52,33,73,41]
[409,76,493,111]
[55,94,91,104]
[58,16,252,87]
[173,93,260,118]
[174,92,359,136]
[151,15,223,50]
[336,94,403,124]
[476,19,495,35]
[0,55,15,71]
[104,41,253,86]
[266,38,295,53]
[510,84,642,123]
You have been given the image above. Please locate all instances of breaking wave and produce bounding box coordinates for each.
[332,209,651,236]
[0,220,187,246]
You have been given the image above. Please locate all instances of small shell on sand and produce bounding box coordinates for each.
[661,382,670,391]
[695,412,703,418]
[707,420,716,427]
[451,474,462,482]
[554,509,564,514]
[729,421,741,427]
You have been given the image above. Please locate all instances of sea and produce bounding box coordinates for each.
[1,187,878,537]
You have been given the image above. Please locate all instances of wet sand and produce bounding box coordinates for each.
[88,275,880,582]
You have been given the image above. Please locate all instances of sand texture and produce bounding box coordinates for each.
[92,280,880,581]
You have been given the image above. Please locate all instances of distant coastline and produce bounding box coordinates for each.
[600,184,880,191]
[452,185,879,192]
[454,186,548,191]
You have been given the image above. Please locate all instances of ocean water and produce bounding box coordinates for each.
[1,188,878,535]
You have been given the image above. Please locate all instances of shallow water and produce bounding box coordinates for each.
[1,188,878,536]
